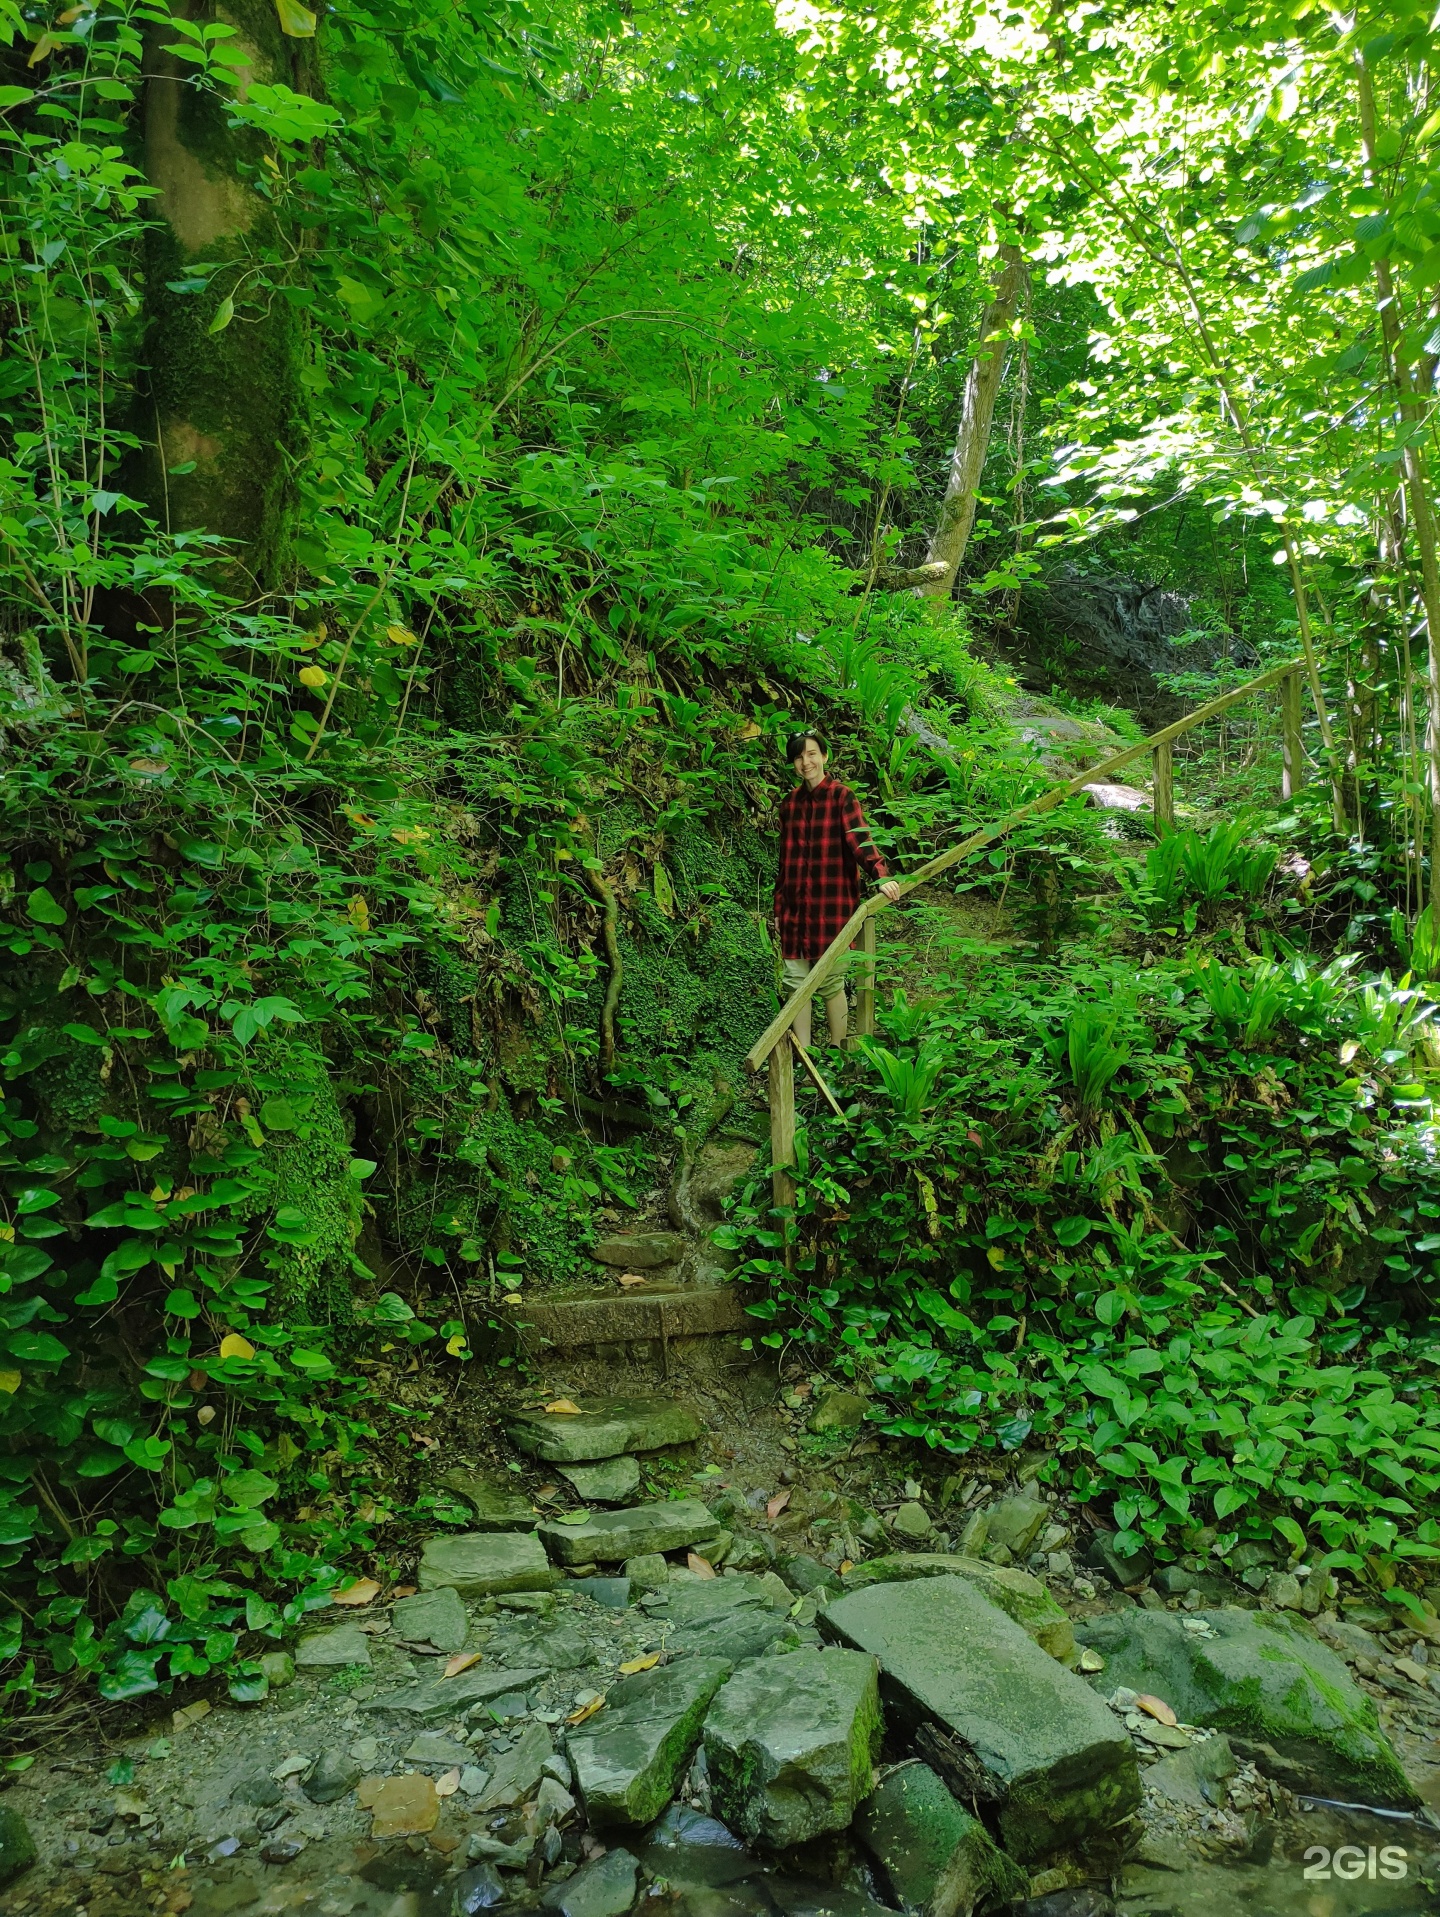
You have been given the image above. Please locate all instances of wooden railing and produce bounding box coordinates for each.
[745,655,1313,1210]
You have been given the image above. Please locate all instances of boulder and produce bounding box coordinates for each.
[295,1623,370,1668]
[0,1807,36,1888]
[1074,1609,1417,1807]
[391,1584,470,1652]
[983,1495,1049,1559]
[438,1469,538,1531]
[823,1577,1138,1862]
[1084,1533,1153,1589]
[840,1555,1075,1663]
[654,1574,801,1663]
[569,1657,733,1826]
[591,1231,686,1269]
[892,1503,933,1542]
[558,1457,642,1504]
[259,1650,295,1688]
[303,1748,362,1804]
[506,1396,703,1463]
[856,1761,1026,1917]
[704,1648,882,1847]
[808,1390,868,1435]
[541,1847,639,1917]
[364,1665,547,1724]
[539,1500,719,1566]
[418,1530,555,1597]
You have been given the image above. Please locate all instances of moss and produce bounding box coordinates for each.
[251,1041,363,1321]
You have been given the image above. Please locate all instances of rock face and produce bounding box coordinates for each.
[418,1530,555,1597]
[506,1397,703,1463]
[539,1500,719,1566]
[439,1469,539,1531]
[569,1657,733,1826]
[558,1456,642,1504]
[704,1648,882,1847]
[391,1584,469,1652]
[840,1555,1076,1664]
[856,1761,1026,1917]
[1075,1609,1417,1807]
[823,1578,1138,1862]
[591,1231,686,1269]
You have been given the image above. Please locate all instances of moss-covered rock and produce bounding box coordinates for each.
[1074,1609,1417,1808]
[569,1657,733,1827]
[840,1553,1076,1664]
[856,1761,1026,1917]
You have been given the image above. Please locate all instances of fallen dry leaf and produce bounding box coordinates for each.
[838,1559,854,1576]
[434,1768,461,1798]
[331,1578,382,1607]
[618,1652,661,1675]
[618,1273,648,1288]
[359,1772,438,1838]
[792,1381,813,1400]
[392,1585,417,1599]
[567,1697,606,1726]
[766,1488,792,1521]
[172,1699,211,1732]
[1077,1648,1105,1673]
[443,1651,483,1678]
[687,1554,716,1579]
[545,1399,582,1415]
[1136,1694,1177,1727]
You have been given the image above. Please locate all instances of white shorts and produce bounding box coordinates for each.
[782,956,846,1005]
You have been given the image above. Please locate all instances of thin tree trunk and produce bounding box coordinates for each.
[130,0,318,596]
[1358,61,1440,929]
[919,243,1028,601]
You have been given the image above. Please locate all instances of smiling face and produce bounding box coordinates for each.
[793,737,827,787]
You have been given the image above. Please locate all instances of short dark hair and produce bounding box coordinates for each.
[784,728,826,764]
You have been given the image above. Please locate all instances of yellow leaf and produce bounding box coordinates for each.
[304,624,328,648]
[985,1246,1006,1269]
[0,1371,20,1395]
[347,896,370,932]
[443,1651,483,1678]
[272,0,316,34]
[503,1292,524,1305]
[838,1559,854,1575]
[196,1405,216,1426]
[27,32,59,65]
[686,1554,715,1579]
[618,1652,661,1675]
[0,1225,12,1243]
[298,665,327,689]
[566,1696,605,1726]
[445,1334,469,1357]
[332,1577,382,1607]
[219,1333,255,1360]
[1136,1694,1177,1727]
[545,1399,582,1415]
[385,625,418,646]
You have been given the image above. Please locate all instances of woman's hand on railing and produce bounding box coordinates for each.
[878,880,902,904]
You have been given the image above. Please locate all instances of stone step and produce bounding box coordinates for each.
[568,1656,733,1827]
[507,1284,749,1352]
[538,1499,719,1566]
[822,1575,1139,1863]
[505,1396,703,1463]
[839,1553,1075,1663]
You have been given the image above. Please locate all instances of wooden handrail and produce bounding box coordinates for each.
[745,653,1308,1075]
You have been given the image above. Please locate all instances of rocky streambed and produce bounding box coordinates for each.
[2,1394,1439,1917]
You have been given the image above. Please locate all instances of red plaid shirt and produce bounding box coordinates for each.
[773,776,889,960]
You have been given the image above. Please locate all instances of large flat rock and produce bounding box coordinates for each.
[513,1287,749,1352]
[569,1657,733,1827]
[1075,1608,1417,1807]
[704,1648,882,1847]
[558,1457,641,1504]
[856,1761,1026,1917]
[591,1231,686,1269]
[438,1469,539,1531]
[506,1396,702,1463]
[840,1554,1075,1662]
[364,1665,548,1725]
[539,1500,719,1566]
[823,1577,1138,1862]
[651,1575,800,1663]
[391,1585,469,1653]
[418,1531,556,1597]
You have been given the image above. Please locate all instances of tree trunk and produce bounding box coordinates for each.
[131,0,317,596]
[919,244,1028,601]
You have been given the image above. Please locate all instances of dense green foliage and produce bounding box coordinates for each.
[2,0,1440,1731]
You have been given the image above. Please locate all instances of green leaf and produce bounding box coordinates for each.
[208,295,235,335]
[272,0,316,36]
[260,1097,298,1131]
[24,887,66,926]
[1054,1217,1093,1246]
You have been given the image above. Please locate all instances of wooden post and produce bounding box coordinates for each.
[854,915,877,1041]
[1152,739,1174,832]
[768,1035,795,1215]
[1281,670,1304,800]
